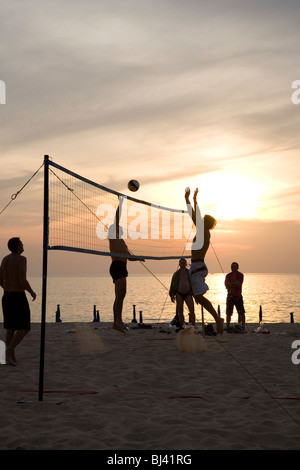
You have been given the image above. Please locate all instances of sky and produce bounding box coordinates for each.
[0,0,299,276]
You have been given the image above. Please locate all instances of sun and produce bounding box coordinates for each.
[138,169,262,221]
[193,170,261,220]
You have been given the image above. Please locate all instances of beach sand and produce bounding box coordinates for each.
[0,321,300,451]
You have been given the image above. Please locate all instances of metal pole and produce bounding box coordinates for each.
[38,155,49,401]
[259,305,262,323]
[132,304,137,323]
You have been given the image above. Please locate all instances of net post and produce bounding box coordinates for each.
[38,155,49,401]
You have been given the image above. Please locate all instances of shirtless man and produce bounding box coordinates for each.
[169,258,195,329]
[0,237,36,365]
[109,200,144,333]
[185,188,223,335]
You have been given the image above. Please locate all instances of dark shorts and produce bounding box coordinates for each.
[176,291,193,301]
[109,260,128,283]
[226,294,245,316]
[2,291,31,330]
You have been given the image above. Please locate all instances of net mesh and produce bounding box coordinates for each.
[48,161,195,260]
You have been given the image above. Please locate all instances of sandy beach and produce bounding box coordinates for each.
[0,321,300,451]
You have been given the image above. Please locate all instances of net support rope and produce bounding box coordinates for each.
[218,339,300,428]
[0,162,44,215]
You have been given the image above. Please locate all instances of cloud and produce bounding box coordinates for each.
[208,218,300,273]
[0,173,39,191]
[1,0,299,154]
[264,185,300,216]
[101,162,220,193]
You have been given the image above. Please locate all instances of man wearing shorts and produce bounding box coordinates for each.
[108,200,144,333]
[169,258,195,329]
[225,262,246,331]
[0,237,36,365]
[185,187,223,334]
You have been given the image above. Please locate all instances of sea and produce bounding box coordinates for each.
[26,273,300,325]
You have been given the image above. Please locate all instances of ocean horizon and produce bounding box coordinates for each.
[23,272,300,325]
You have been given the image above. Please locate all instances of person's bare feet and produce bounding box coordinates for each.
[6,351,16,366]
[112,323,128,333]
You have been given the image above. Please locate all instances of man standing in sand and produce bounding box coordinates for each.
[0,237,36,365]
[169,258,195,330]
[185,187,223,335]
[109,199,144,333]
[225,262,246,331]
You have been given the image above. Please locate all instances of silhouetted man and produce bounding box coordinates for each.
[0,238,36,365]
[225,262,246,331]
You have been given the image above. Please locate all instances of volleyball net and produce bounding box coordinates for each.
[47,159,202,260]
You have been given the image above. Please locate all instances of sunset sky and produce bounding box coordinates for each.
[0,0,299,275]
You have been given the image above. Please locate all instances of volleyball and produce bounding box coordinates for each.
[128,179,140,192]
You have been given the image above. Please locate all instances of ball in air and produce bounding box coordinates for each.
[128,180,140,192]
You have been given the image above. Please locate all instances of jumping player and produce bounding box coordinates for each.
[185,188,223,335]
